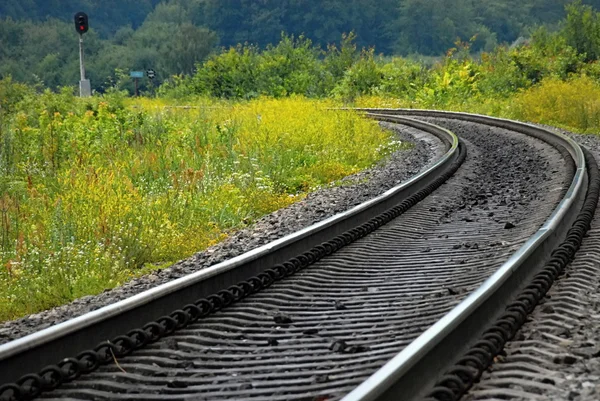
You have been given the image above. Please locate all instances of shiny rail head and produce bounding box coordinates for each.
[341,110,587,401]
[366,114,459,152]
[358,108,584,167]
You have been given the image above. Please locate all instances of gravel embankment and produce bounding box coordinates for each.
[0,122,444,344]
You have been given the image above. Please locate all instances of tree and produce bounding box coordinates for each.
[563,0,600,61]
[0,0,162,37]
[128,4,219,77]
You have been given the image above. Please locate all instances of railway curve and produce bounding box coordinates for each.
[0,111,594,401]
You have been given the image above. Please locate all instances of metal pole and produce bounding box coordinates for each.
[78,33,91,97]
[79,34,85,81]
[135,78,139,97]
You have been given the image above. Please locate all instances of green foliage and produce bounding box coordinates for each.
[258,35,324,97]
[0,77,34,115]
[0,18,83,88]
[0,0,161,37]
[2,0,585,58]
[194,0,400,53]
[476,47,530,97]
[511,75,600,132]
[0,87,402,320]
[396,0,516,55]
[332,49,382,101]
[127,2,219,78]
[563,0,600,61]
[376,58,432,99]
[418,53,479,107]
[155,8,600,109]
[190,45,261,99]
[168,34,332,99]
[324,32,360,81]
[0,5,219,94]
[4,0,600,94]
[474,27,583,98]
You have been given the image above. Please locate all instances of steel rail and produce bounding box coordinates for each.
[342,109,587,401]
[0,116,459,385]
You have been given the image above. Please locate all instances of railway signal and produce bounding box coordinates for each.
[74,12,89,34]
[74,12,91,97]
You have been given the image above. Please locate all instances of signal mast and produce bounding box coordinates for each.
[74,12,91,97]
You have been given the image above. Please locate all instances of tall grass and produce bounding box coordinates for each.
[0,90,404,320]
[510,76,600,133]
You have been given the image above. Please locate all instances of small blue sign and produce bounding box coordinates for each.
[130,71,144,78]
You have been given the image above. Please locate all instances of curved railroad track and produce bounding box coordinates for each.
[0,111,596,401]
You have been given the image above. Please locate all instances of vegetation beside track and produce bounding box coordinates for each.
[345,4,600,133]
[355,75,600,134]
[151,2,600,134]
[0,92,403,321]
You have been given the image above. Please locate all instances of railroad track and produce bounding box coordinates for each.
[0,111,596,401]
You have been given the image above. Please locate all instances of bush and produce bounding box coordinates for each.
[332,48,383,102]
[511,75,600,132]
[169,34,329,99]
[376,57,431,100]
[192,45,261,99]
[0,77,35,115]
[256,34,326,97]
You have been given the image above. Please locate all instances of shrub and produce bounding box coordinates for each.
[376,57,431,100]
[192,45,261,99]
[256,34,326,97]
[332,48,383,102]
[511,75,600,133]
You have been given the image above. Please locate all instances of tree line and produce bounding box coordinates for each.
[1,0,600,92]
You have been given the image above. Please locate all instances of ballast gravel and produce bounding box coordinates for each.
[0,122,443,344]
[463,128,600,401]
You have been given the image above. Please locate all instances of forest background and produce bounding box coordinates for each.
[2,0,600,92]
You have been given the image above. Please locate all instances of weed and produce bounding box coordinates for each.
[0,88,401,321]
